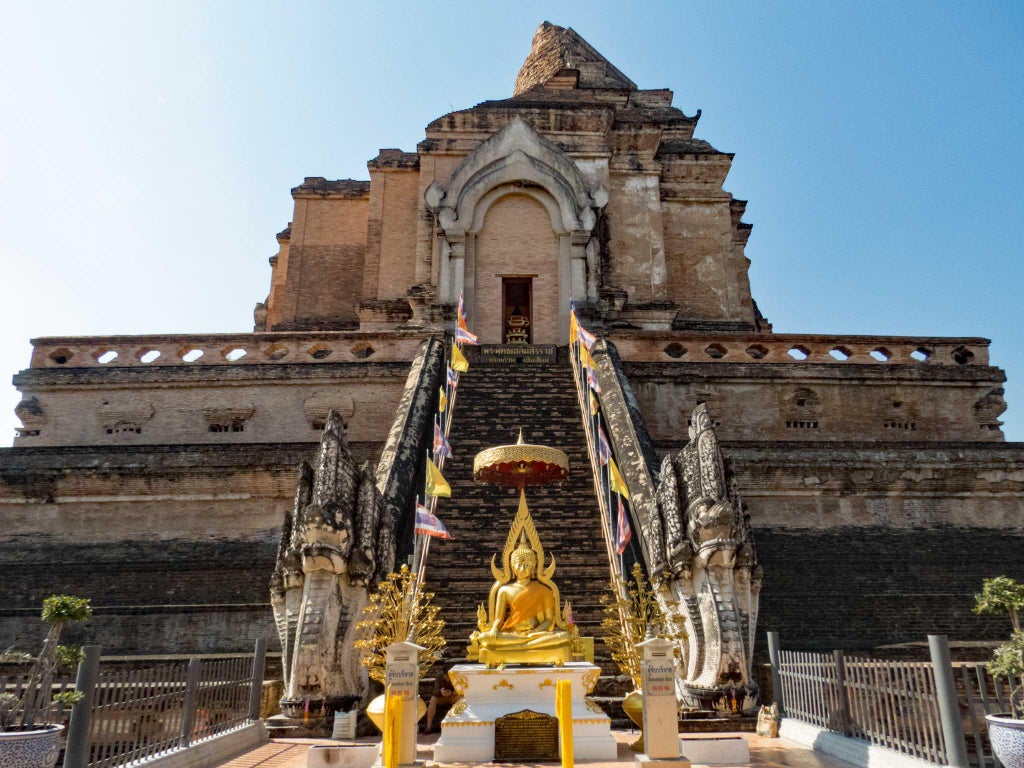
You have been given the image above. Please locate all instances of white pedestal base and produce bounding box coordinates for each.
[433,663,615,763]
[636,755,692,768]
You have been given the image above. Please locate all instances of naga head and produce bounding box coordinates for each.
[298,501,351,574]
[687,495,740,567]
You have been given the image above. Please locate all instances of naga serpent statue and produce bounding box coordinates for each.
[655,403,763,710]
[269,410,393,722]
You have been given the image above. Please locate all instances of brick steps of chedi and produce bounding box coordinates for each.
[422,356,620,673]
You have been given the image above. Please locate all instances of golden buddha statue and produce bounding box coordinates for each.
[468,491,578,667]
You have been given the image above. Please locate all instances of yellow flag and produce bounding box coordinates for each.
[608,457,630,500]
[451,343,469,373]
[579,345,592,369]
[569,311,579,345]
[589,390,599,416]
[438,387,447,413]
[426,458,451,498]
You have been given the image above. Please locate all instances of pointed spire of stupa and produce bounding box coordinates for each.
[514,21,637,96]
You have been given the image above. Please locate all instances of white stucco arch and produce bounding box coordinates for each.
[425,115,608,342]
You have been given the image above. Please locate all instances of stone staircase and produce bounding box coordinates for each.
[421,348,618,673]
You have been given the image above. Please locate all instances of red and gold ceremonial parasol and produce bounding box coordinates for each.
[473,429,569,489]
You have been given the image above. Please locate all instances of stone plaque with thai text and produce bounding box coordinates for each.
[480,344,557,365]
[493,709,559,761]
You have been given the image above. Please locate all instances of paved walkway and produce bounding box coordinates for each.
[215,731,857,768]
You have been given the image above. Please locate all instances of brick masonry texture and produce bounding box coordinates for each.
[0,539,278,654]
[755,527,1024,651]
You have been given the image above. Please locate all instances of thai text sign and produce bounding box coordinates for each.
[385,659,418,701]
[480,344,557,365]
[643,653,676,698]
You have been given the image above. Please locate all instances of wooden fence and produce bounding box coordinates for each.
[768,633,1018,768]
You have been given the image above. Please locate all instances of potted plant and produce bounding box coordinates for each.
[0,595,92,768]
[974,576,1024,768]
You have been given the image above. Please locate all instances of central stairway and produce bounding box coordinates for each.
[422,348,616,670]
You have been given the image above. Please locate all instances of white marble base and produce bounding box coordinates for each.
[636,755,692,768]
[678,736,749,765]
[433,663,616,763]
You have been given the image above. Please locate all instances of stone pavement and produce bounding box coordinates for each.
[214,730,857,768]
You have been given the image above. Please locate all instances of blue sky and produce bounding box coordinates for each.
[1,1,1022,443]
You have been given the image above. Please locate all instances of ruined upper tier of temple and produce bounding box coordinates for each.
[12,23,1007,451]
[262,21,761,341]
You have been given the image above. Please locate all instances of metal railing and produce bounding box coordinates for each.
[60,639,267,768]
[769,633,972,767]
[958,661,1024,768]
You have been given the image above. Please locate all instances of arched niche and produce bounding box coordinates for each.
[426,116,607,343]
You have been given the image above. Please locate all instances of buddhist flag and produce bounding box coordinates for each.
[433,421,452,459]
[451,342,469,373]
[608,456,630,500]
[597,426,611,466]
[415,501,451,539]
[579,345,593,369]
[589,390,599,416]
[438,387,447,413]
[456,293,479,345]
[615,495,632,555]
[577,320,597,349]
[426,457,451,498]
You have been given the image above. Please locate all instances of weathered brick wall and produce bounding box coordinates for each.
[662,200,753,325]
[14,361,412,447]
[368,168,421,301]
[603,173,667,305]
[0,540,278,654]
[0,442,363,654]
[271,190,369,330]
[473,194,560,345]
[629,361,1006,444]
[755,528,1024,651]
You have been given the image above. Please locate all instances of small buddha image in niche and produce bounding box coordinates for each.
[502,277,532,345]
[505,306,530,345]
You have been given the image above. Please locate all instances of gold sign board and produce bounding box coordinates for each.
[494,709,559,762]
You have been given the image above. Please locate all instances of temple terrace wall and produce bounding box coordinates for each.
[12,332,1004,446]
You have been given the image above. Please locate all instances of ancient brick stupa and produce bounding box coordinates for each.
[1,22,1021,674]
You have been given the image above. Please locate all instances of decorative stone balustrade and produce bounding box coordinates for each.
[611,333,990,367]
[28,332,428,369]
[27,331,991,371]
